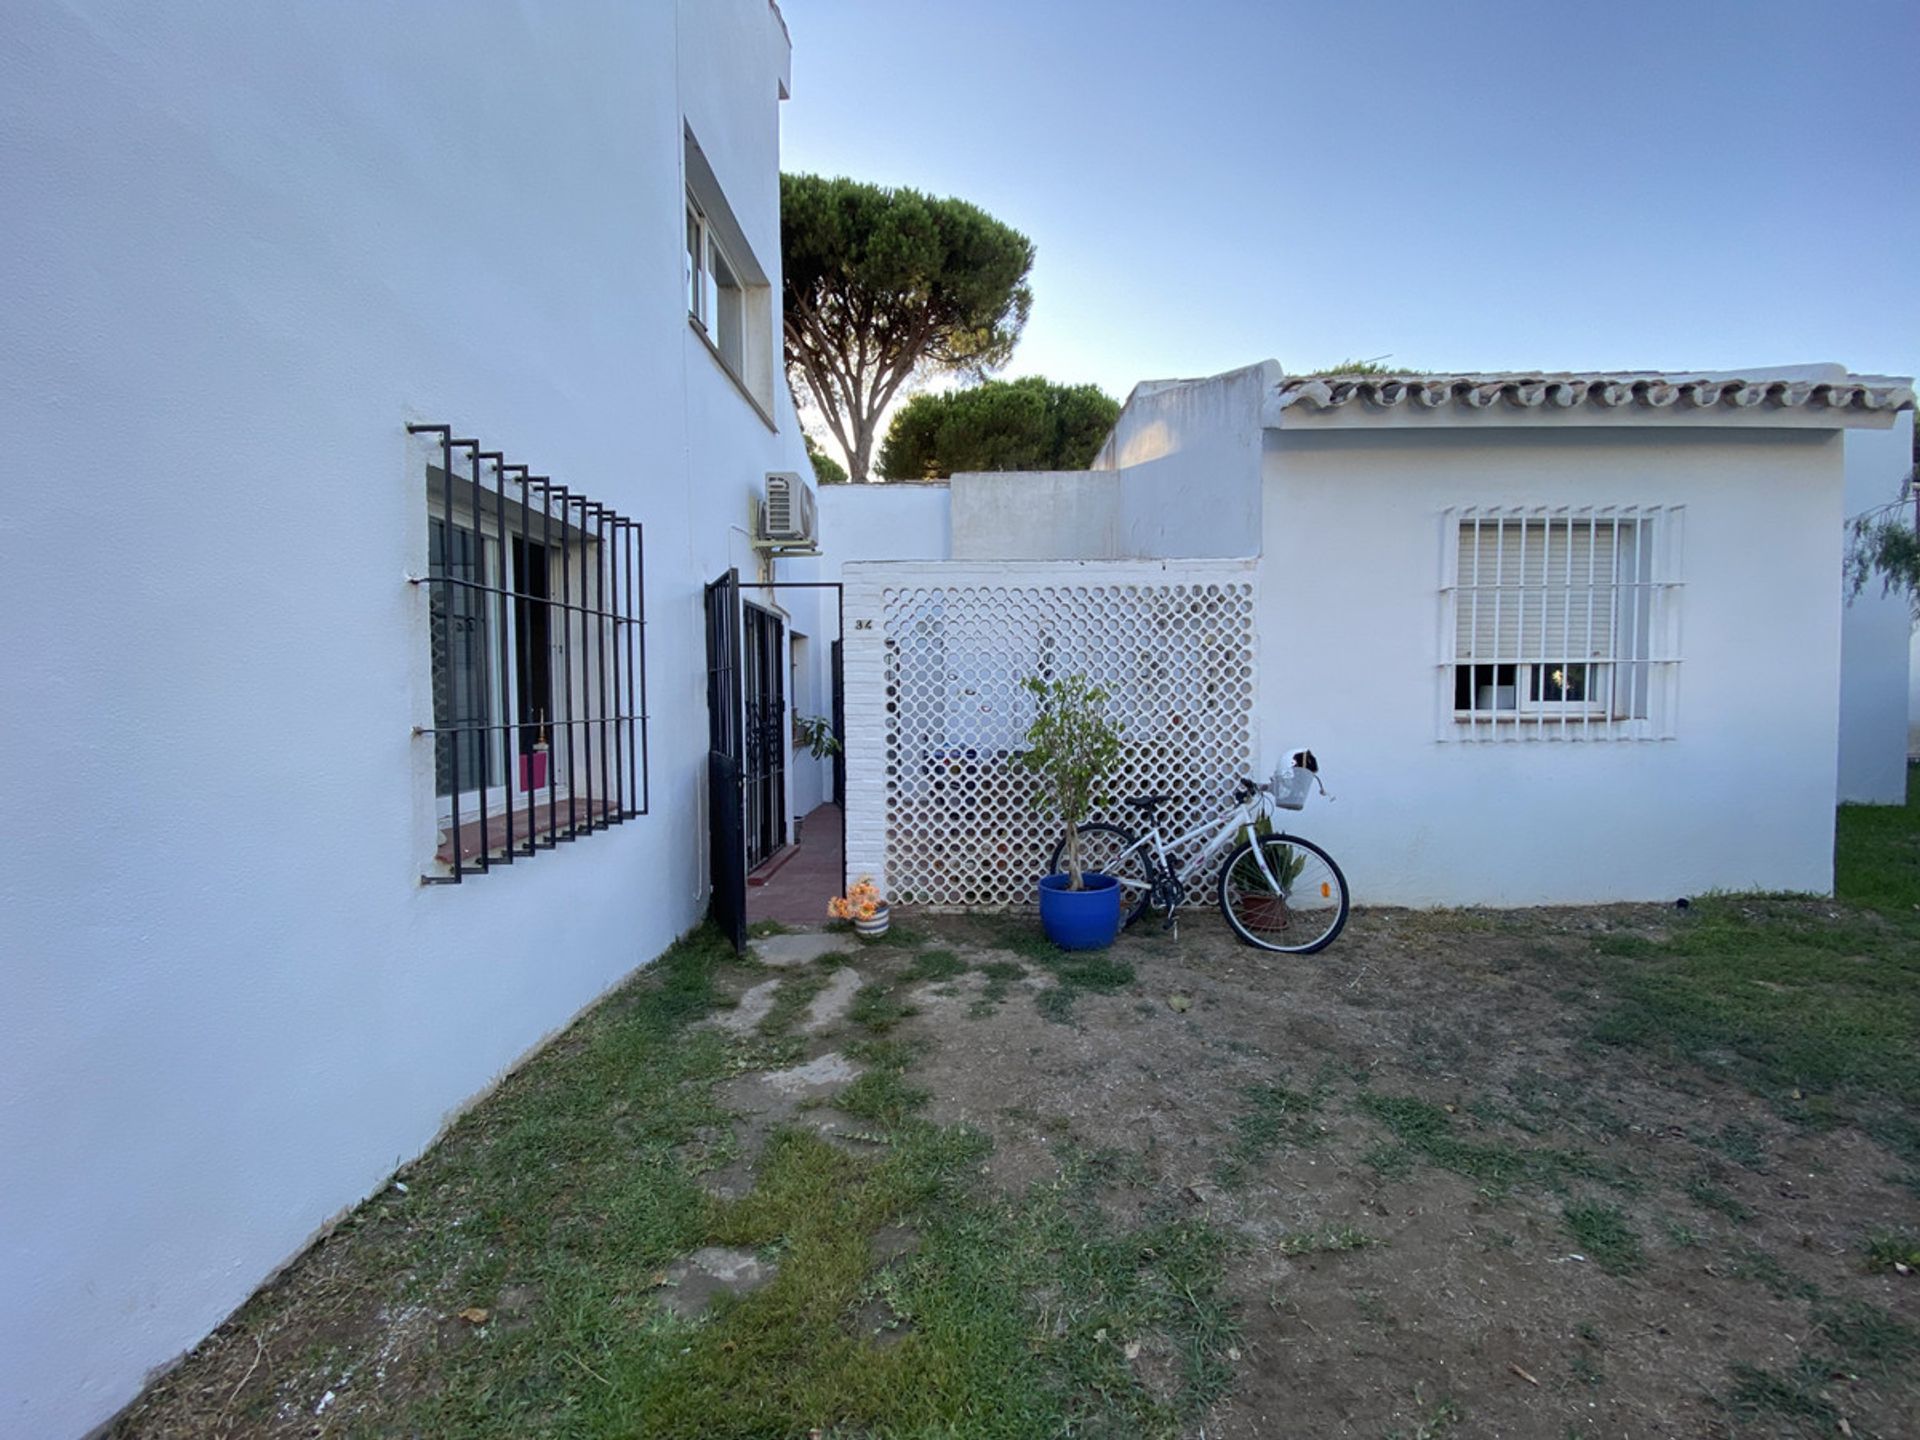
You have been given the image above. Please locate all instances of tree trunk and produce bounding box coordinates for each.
[848,418,875,484]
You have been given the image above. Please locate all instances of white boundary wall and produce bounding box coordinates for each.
[844,559,1259,904]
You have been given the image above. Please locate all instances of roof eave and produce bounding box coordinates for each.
[1263,372,1915,432]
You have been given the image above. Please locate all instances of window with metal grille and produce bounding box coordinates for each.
[1440,506,1682,740]
[410,425,649,882]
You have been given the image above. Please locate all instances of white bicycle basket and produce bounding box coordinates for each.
[1270,748,1324,810]
[1271,765,1315,810]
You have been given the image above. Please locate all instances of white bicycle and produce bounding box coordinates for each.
[1047,750,1350,954]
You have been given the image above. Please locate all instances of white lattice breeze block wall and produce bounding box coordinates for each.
[843,559,1259,909]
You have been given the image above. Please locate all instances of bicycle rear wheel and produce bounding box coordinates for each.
[1217,834,1348,954]
[1047,822,1153,927]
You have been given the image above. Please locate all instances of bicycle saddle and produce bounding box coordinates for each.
[1124,794,1172,811]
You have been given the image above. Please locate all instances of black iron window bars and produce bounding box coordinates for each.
[409,424,649,883]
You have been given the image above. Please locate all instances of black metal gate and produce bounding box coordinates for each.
[705,570,746,951]
[743,603,787,871]
[830,637,846,808]
[706,575,847,953]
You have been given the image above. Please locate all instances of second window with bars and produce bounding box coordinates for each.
[1443,506,1681,740]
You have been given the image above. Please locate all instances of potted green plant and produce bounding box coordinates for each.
[794,713,840,760]
[791,714,841,841]
[1227,814,1307,934]
[1018,673,1125,949]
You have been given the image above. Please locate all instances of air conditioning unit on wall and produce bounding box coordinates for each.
[756,471,819,551]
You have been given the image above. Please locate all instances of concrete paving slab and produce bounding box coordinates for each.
[752,932,855,968]
[800,967,864,1034]
[706,978,782,1035]
[762,1051,861,1096]
[657,1246,775,1319]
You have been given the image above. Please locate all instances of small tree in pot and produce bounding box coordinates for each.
[1018,673,1123,890]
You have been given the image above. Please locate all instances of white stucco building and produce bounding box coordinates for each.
[819,362,1914,910]
[0,3,836,1435]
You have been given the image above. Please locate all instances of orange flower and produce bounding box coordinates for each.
[830,876,887,922]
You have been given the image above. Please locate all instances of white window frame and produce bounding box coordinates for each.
[428,489,604,826]
[685,195,744,375]
[1438,505,1683,742]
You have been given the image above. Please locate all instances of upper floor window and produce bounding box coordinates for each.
[686,197,745,375]
[683,125,775,422]
[1441,506,1682,741]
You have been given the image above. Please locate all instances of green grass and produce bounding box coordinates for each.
[1384,1396,1462,1439]
[1275,1225,1375,1257]
[1864,1227,1920,1273]
[755,972,827,1037]
[1591,776,1920,1151]
[968,958,1027,1018]
[1815,1300,1919,1369]
[1717,1296,1917,1429]
[1561,1203,1643,1275]
[173,921,1242,1440]
[1358,1094,1609,1195]
[849,982,916,1034]
[1726,1356,1840,1428]
[1726,1244,1819,1301]
[1217,1082,1325,1187]
[614,1124,1238,1439]
[1836,772,1920,910]
[1700,1121,1769,1171]
[1682,1170,1752,1223]
[1034,950,1136,1023]
[907,947,967,981]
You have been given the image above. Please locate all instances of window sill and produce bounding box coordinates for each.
[435,794,628,867]
[688,316,777,432]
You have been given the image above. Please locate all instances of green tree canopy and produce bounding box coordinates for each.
[878,377,1120,480]
[803,429,847,486]
[782,173,1034,482]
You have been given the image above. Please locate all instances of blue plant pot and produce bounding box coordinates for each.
[1037,872,1121,950]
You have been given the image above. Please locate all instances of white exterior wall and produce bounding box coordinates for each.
[1911,625,1920,758]
[0,4,826,1436]
[1103,362,1274,560]
[952,470,1120,558]
[1261,427,1849,905]
[1837,419,1915,801]
[817,482,955,568]
[817,371,1887,908]
[944,362,1275,563]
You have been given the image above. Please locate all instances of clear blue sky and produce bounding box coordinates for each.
[779,0,1919,403]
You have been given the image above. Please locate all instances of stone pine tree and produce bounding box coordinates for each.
[878,377,1121,480]
[781,174,1034,483]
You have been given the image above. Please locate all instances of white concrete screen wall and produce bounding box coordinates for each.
[0,3,832,1435]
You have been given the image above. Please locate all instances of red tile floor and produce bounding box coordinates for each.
[746,802,845,927]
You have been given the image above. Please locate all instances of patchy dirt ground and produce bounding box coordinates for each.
[113,902,1917,1440]
[906,906,1918,1438]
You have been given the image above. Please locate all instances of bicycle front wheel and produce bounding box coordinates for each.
[1217,834,1349,954]
[1047,822,1153,927]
